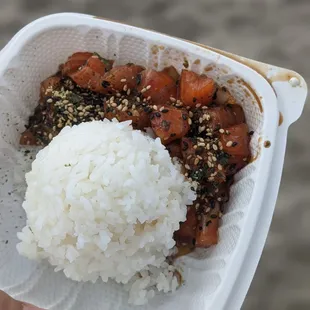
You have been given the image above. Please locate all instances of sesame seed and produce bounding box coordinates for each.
[147,96,151,101]
[68,107,74,113]
[206,143,210,150]
[207,161,212,167]
[198,126,206,133]
[219,129,225,133]
[185,164,191,170]
[232,142,238,147]
[127,89,131,95]
[153,105,158,110]
[122,106,128,112]
[136,97,141,102]
[193,145,198,149]
[170,97,176,102]
[189,111,194,118]
[199,117,203,123]
[218,164,223,170]
[197,155,202,160]
[195,103,201,108]
[212,156,217,162]
[188,118,192,125]
[120,78,127,82]
[48,133,53,140]
[132,104,136,109]
[194,158,199,165]
[140,88,146,93]
[47,98,53,103]
[212,144,218,151]
[123,84,128,91]
[117,105,123,110]
[111,102,117,107]
[146,85,151,90]
[110,96,115,102]
[226,141,233,147]
[116,92,121,97]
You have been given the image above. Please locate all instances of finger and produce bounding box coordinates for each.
[0,290,43,310]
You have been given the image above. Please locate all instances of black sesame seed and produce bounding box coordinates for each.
[193,97,197,103]
[249,131,254,136]
[210,214,217,219]
[170,133,176,137]
[150,114,155,120]
[155,112,161,118]
[136,73,142,86]
[102,80,110,88]
[199,226,203,231]
[232,142,238,147]
[182,141,189,151]
[162,109,169,113]
[182,114,188,120]
[205,220,212,227]
[192,238,196,246]
[127,111,133,116]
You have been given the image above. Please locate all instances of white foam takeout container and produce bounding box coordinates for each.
[0,13,307,310]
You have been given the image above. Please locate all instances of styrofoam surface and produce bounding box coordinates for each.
[0,13,302,310]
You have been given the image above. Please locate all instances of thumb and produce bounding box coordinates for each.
[0,290,43,310]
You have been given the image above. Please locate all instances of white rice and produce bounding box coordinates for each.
[17,119,196,305]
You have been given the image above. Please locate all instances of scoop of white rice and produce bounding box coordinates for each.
[17,120,196,305]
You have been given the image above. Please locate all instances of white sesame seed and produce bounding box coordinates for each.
[185,164,191,170]
[47,98,53,103]
[198,126,206,133]
[195,103,201,108]
[194,158,199,165]
[136,97,141,102]
[219,129,225,133]
[207,161,212,167]
[120,78,127,82]
[68,107,74,113]
[212,144,218,151]
[212,156,217,162]
[127,89,131,95]
[122,106,128,112]
[132,104,136,110]
[117,105,123,110]
[116,92,121,97]
[218,164,223,170]
[189,111,194,118]
[140,88,146,93]
[146,85,151,90]
[188,118,192,125]
[48,133,53,140]
[111,102,117,107]
[226,141,233,147]
[123,84,128,91]
[153,105,158,110]
[147,96,151,101]
[199,117,203,123]
[110,96,115,103]
[170,97,176,102]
